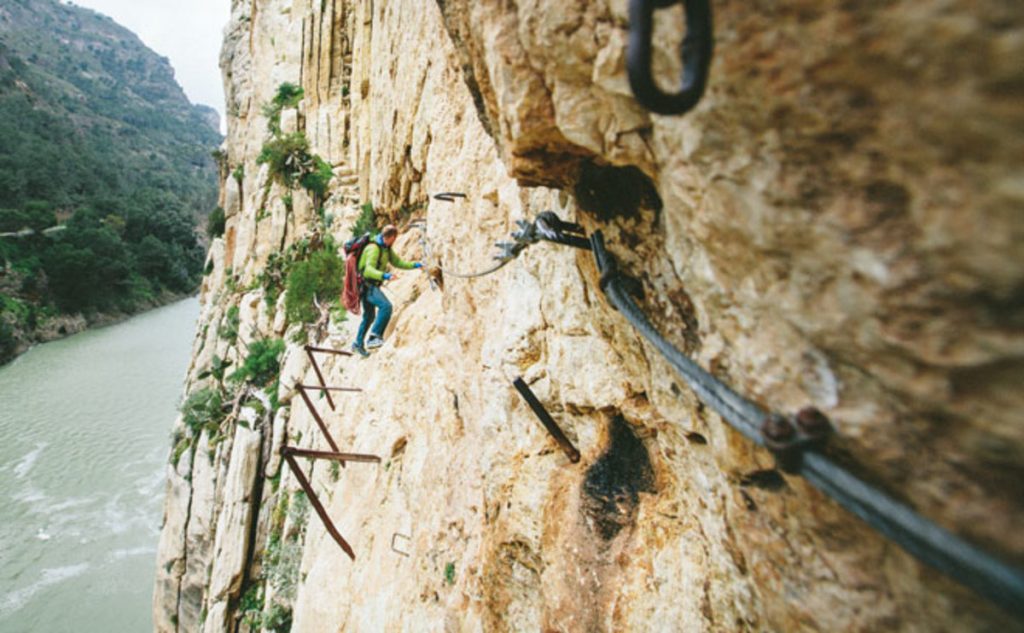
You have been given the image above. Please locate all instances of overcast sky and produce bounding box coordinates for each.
[68,0,231,128]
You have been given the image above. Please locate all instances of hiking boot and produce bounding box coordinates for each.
[351,343,369,358]
[366,334,384,349]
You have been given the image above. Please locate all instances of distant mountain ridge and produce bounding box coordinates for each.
[0,0,223,363]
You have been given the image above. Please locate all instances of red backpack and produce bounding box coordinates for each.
[344,233,374,260]
[341,233,373,314]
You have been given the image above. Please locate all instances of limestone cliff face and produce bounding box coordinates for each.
[154,1,1023,631]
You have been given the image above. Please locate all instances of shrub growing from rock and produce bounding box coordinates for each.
[283,246,344,325]
[230,337,285,387]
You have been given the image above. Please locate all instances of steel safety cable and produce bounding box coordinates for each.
[420,196,591,280]
[406,209,1023,612]
[588,230,1024,617]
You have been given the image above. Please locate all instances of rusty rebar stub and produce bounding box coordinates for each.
[795,407,832,440]
[433,192,466,202]
[760,414,795,449]
[760,409,834,473]
[512,377,582,464]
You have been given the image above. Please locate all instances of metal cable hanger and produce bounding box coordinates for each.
[419,194,590,279]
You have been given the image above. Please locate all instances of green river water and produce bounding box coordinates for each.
[0,298,199,632]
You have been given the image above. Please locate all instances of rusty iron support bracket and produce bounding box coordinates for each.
[305,345,352,356]
[298,384,363,393]
[296,384,342,456]
[391,532,411,557]
[282,446,380,465]
[512,377,582,463]
[283,451,356,560]
[305,345,345,410]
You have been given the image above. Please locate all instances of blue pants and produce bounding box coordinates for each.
[355,284,392,347]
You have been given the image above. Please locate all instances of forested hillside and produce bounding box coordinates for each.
[0,0,221,362]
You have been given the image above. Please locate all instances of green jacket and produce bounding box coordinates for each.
[358,237,415,282]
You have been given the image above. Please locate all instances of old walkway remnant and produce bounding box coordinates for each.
[304,345,351,410]
[281,445,380,561]
[512,377,581,463]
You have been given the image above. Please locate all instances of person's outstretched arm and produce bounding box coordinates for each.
[389,250,419,270]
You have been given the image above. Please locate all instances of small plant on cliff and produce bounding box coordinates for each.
[263,82,304,133]
[169,430,191,466]
[258,242,308,310]
[257,131,333,208]
[212,354,233,383]
[196,355,233,393]
[239,584,265,629]
[257,132,310,188]
[258,83,333,209]
[217,306,240,345]
[206,206,225,239]
[210,148,227,169]
[263,603,293,632]
[229,337,285,387]
[224,268,240,295]
[299,154,333,203]
[283,244,344,325]
[444,562,456,585]
[180,387,225,437]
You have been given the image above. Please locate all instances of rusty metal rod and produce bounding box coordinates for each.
[433,192,467,202]
[305,345,353,357]
[297,384,363,393]
[391,532,411,557]
[512,377,582,463]
[305,346,336,410]
[283,452,355,560]
[296,385,341,455]
[282,447,380,464]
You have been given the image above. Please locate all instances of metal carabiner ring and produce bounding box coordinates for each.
[626,0,713,115]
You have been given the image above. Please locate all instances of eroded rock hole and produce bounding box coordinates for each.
[390,436,408,458]
[739,469,786,491]
[574,162,662,222]
[582,415,656,541]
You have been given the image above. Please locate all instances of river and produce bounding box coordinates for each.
[0,297,199,632]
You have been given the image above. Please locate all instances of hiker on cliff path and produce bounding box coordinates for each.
[351,224,422,357]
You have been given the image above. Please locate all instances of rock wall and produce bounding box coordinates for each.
[154,0,1023,631]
